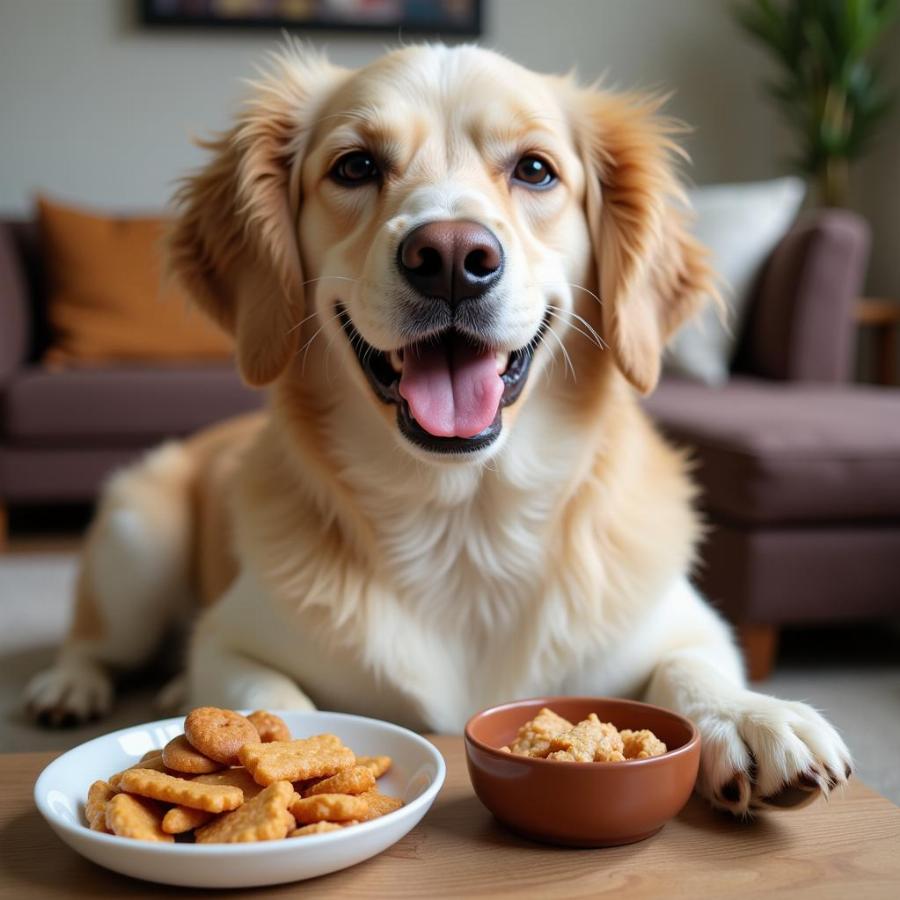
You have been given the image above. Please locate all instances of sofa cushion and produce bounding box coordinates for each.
[2,365,261,444]
[664,177,805,385]
[644,377,900,525]
[38,197,232,365]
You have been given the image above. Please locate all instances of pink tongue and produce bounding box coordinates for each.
[399,338,503,438]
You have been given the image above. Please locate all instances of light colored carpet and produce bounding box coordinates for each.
[2,551,898,806]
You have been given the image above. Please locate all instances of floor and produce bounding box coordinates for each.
[2,539,899,806]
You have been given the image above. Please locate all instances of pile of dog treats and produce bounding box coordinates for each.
[85,707,402,843]
[501,707,667,761]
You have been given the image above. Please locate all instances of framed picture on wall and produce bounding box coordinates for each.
[140,1,482,36]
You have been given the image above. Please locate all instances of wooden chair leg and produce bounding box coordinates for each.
[0,502,7,552]
[738,624,779,682]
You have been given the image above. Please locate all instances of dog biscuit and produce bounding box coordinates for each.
[548,713,625,762]
[290,793,369,824]
[293,776,325,795]
[356,755,392,778]
[505,707,574,758]
[162,805,215,834]
[194,767,265,796]
[248,710,292,743]
[620,728,667,759]
[289,820,360,837]
[108,752,179,789]
[239,735,354,786]
[506,707,667,764]
[85,779,116,832]
[83,705,401,845]
[195,781,295,844]
[304,765,375,797]
[118,768,243,813]
[357,790,404,821]
[161,766,265,829]
[162,734,223,774]
[184,707,260,766]
[105,792,173,842]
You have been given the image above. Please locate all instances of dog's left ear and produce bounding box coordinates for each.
[574,90,713,394]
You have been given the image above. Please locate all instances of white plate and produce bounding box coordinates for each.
[34,710,445,888]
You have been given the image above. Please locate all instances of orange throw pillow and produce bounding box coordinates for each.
[38,196,232,365]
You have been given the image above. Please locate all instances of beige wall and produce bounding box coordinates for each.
[0,0,897,296]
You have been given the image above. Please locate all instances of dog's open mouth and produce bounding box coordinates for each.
[338,306,546,453]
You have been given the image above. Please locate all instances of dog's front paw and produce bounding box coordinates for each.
[696,692,852,816]
[24,657,113,727]
[240,685,317,713]
[188,677,316,715]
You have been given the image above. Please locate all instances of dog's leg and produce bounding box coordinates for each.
[189,630,316,712]
[643,579,852,816]
[186,566,317,712]
[25,443,195,725]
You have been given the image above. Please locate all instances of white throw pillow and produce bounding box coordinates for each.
[664,176,806,385]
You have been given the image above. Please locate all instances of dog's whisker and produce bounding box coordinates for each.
[300,275,362,287]
[566,282,605,308]
[298,324,326,374]
[287,309,321,336]
[287,301,355,337]
[545,307,598,352]
[529,280,605,309]
[543,320,577,382]
[546,304,605,344]
[566,311,608,350]
[544,314,579,377]
[545,304,593,341]
[545,304,607,351]
[322,322,347,384]
[294,308,345,373]
[542,336,562,381]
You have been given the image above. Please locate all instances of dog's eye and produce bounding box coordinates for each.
[512,156,557,188]
[331,151,380,186]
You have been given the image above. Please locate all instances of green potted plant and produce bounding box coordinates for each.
[735,0,898,206]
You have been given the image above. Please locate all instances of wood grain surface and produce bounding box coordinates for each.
[4,738,899,899]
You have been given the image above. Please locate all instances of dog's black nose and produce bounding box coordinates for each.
[398,220,503,304]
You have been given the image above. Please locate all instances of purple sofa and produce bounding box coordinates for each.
[2,209,898,677]
[0,220,261,514]
[645,209,900,676]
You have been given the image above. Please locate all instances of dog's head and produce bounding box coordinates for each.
[171,44,710,463]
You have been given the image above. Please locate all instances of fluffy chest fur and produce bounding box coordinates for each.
[222,377,699,731]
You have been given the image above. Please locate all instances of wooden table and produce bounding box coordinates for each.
[3,738,899,899]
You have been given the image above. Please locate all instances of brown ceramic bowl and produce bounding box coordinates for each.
[464,696,701,847]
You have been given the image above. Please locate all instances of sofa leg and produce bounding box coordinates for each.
[738,624,779,682]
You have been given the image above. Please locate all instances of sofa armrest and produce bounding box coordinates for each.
[0,221,31,385]
[740,209,870,382]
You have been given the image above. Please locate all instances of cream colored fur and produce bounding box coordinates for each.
[26,43,851,816]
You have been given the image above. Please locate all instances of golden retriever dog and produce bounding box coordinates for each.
[26,43,851,815]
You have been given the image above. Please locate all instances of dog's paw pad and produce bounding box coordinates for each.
[712,772,752,813]
[719,776,742,803]
[757,772,821,810]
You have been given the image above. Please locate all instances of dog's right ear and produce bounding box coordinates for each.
[169,47,344,386]
[570,87,714,395]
